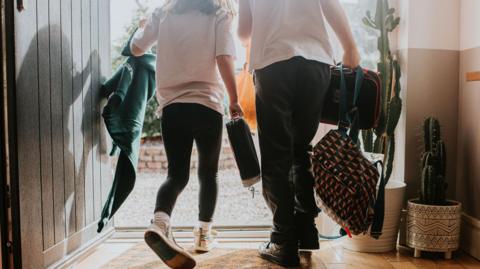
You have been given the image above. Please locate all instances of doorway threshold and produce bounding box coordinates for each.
[112,226,271,244]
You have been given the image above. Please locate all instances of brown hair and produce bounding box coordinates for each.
[164,0,235,15]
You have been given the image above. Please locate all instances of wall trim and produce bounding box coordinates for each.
[461,213,480,260]
[46,225,115,269]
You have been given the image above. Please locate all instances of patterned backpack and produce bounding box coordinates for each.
[311,66,386,239]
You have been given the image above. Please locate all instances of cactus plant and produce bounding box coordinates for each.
[361,0,402,182]
[420,117,448,205]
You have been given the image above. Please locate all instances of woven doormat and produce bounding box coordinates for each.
[101,243,307,269]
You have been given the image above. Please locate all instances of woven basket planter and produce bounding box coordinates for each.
[406,199,461,259]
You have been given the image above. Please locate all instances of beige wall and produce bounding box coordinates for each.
[391,0,480,258]
[457,47,480,218]
[402,49,460,200]
[397,0,461,200]
[457,0,480,259]
[397,0,480,212]
[457,0,480,219]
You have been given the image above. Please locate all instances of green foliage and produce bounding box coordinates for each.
[362,129,374,152]
[341,0,379,70]
[112,3,150,71]
[111,0,161,138]
[420,117,448,205]
[142,98,161,138]
[361,0,402,182]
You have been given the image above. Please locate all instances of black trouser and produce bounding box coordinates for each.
[155,103,223,222]
[255,57,331,245]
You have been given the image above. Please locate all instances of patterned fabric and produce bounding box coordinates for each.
[311,129,380,235]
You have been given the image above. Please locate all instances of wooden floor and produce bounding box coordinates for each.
[74,239,480,269]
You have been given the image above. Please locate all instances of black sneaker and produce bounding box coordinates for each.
[258,242,300,267]
[144,221,196,269]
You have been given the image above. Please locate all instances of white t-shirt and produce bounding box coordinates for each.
[248,0,334,71]
[132,7,236,115]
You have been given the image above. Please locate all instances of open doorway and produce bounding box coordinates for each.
[108,0,380,232]
[109,0,270,231]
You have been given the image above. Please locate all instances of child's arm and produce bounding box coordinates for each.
[131,19,148,56]
[217,55,244,118]
[131,9,161,57]
[238,0,253,45]
[216,11,243,118]
[320,0,360,67]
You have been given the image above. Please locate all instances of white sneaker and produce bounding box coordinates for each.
[193,227,218,252]
[145,220,196,269]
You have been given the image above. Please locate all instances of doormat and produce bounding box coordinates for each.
[101,243,318,269]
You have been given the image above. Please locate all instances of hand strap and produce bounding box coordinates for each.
[338,66,364,143]
[348,67,364,143]
[338,66,349,135]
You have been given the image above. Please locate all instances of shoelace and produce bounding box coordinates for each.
[151,219,169,235]
[198,229,217,241]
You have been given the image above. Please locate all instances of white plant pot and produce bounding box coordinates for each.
[342,180,406,253]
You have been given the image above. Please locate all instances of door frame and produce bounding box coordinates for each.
[1,0,22,268]
[1,0,5,265]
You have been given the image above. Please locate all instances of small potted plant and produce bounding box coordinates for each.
[406,117,461,259]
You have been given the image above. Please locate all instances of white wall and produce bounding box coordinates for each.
[460,0,480,50]
[398,0,460,51]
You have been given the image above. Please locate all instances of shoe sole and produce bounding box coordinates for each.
[144,230,196,269]
[194,247,210,253]
[259,252,300,267]
[194,241,217,253]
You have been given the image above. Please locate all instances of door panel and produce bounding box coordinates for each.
[14,1,43,267]
[71,0,86,232]
[37,0,56,249]
[48,0,66,246]
[61,0,76,239]
[13,0,113,268]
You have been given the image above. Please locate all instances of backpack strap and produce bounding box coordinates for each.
[370,161,386,239]
[348,66,364,143]
[338,66,349,138]
[338,65,364,144]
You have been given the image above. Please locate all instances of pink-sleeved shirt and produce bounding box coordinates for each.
[132,7,236,115]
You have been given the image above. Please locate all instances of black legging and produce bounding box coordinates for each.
[155,103,223,222]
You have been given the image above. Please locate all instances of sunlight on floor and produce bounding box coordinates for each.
[72,238,480,269]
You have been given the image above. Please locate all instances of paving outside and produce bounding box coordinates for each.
[114,169,272,228]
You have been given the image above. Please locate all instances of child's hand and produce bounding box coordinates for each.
[139,18,147,29]
[342,47,361,68]
[230,102,244,119]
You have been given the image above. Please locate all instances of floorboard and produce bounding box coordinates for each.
[72,240,480,269]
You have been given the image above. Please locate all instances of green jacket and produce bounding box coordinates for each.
[97,39,156,233]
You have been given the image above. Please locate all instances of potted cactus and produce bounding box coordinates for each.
[406,118,461,259]
[343,0,406,253]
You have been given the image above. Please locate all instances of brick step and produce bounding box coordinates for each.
[111,136,237,173]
